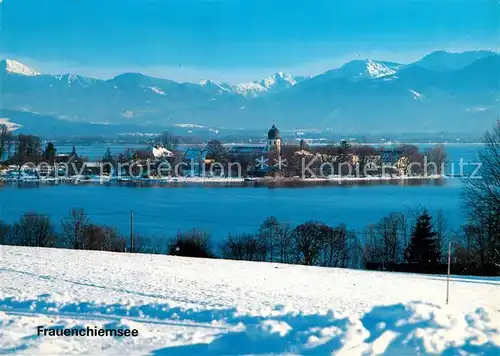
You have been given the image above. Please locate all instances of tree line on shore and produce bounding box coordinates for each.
[0,205,497,276]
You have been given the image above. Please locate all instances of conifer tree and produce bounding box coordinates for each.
[44,142,57,164]
[406,210,440,269]
[102,148,115,175]
[102,148,113,163]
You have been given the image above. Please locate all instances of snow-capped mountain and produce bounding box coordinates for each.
[340,59,400,79]
[363,59,399,78]
[317,59,402,82]
[0,59,40,76]
[1,51,498,134]
[199,80,233,95]
[234,72,307,97]
[54,74,97,87]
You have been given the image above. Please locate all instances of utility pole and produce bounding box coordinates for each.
[446,241,451,305]
[130,210,134,253]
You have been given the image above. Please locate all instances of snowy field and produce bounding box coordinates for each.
[0,246,499,355]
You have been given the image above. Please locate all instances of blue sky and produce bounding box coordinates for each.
[1,0,498,83]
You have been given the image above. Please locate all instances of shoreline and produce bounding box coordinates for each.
[0,174,451,187]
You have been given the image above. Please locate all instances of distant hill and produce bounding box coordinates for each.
[410,50,497,72]
[0,51,498,134]
[0,110,174,138]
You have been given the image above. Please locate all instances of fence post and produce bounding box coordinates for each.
[130,210,134,253]
[446,241,451,305]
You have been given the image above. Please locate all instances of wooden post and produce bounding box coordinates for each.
[130,210,134,253]
[270,238,273,263]
[446,241,451,305]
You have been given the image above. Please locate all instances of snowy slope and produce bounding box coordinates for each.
[0,118,22,132]
[0,59,40,76]
[318,59,401,81]
[54,74,97,88]
[364,59,397,78]
[200,80,233,94]
[0,246,499,355]
[234,72,304,97]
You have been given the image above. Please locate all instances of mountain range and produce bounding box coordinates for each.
[0,50,498,136]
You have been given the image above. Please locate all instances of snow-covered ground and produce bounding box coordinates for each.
[0,246,498,355]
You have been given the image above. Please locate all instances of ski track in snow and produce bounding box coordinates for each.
[0,246,499,355]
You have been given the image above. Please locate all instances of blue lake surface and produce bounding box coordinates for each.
[0,180,466,240]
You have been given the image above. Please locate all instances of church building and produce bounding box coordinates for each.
[266,124,281,155]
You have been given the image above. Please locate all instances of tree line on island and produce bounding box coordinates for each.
[1,127,449,179]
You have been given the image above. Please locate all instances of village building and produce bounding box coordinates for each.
[266,124,281,155]
[182,147,208,176]
[227,146,266,156]
[83,161,106,177]
[152,146,174,159]
[265,125,284,178]
[379,148,412,175]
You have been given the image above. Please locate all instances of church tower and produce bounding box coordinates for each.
[266,124,281,155]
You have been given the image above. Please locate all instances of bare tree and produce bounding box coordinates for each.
[168,229,214,258]
[6,213,56,247]
[378,215,401,266]
[276,223,294,264]
[14,134,42,159]
[292,222,328,266]
[226,152,258,177]
[11,134,43,177]
[463,122,500,272]
[219,233,264,261]
[434,209,451,262]
[258,216,281,261]
[425,144,447,175]
[347,233,365,269]
[80,224,126,252]
[61,208,90,249]
[395,212,412,253]
[321,224,353,267]
[0,124,13,162]
[205,139,227,162]
[280,145,303,178]
[0,220,10,245]
[362,212,410,269]
[356,145,378,177]
[453,224,482,274]
[362,224,382,269]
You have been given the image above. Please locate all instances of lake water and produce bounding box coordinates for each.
[0,144,480,239]
[0,180,467,240]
